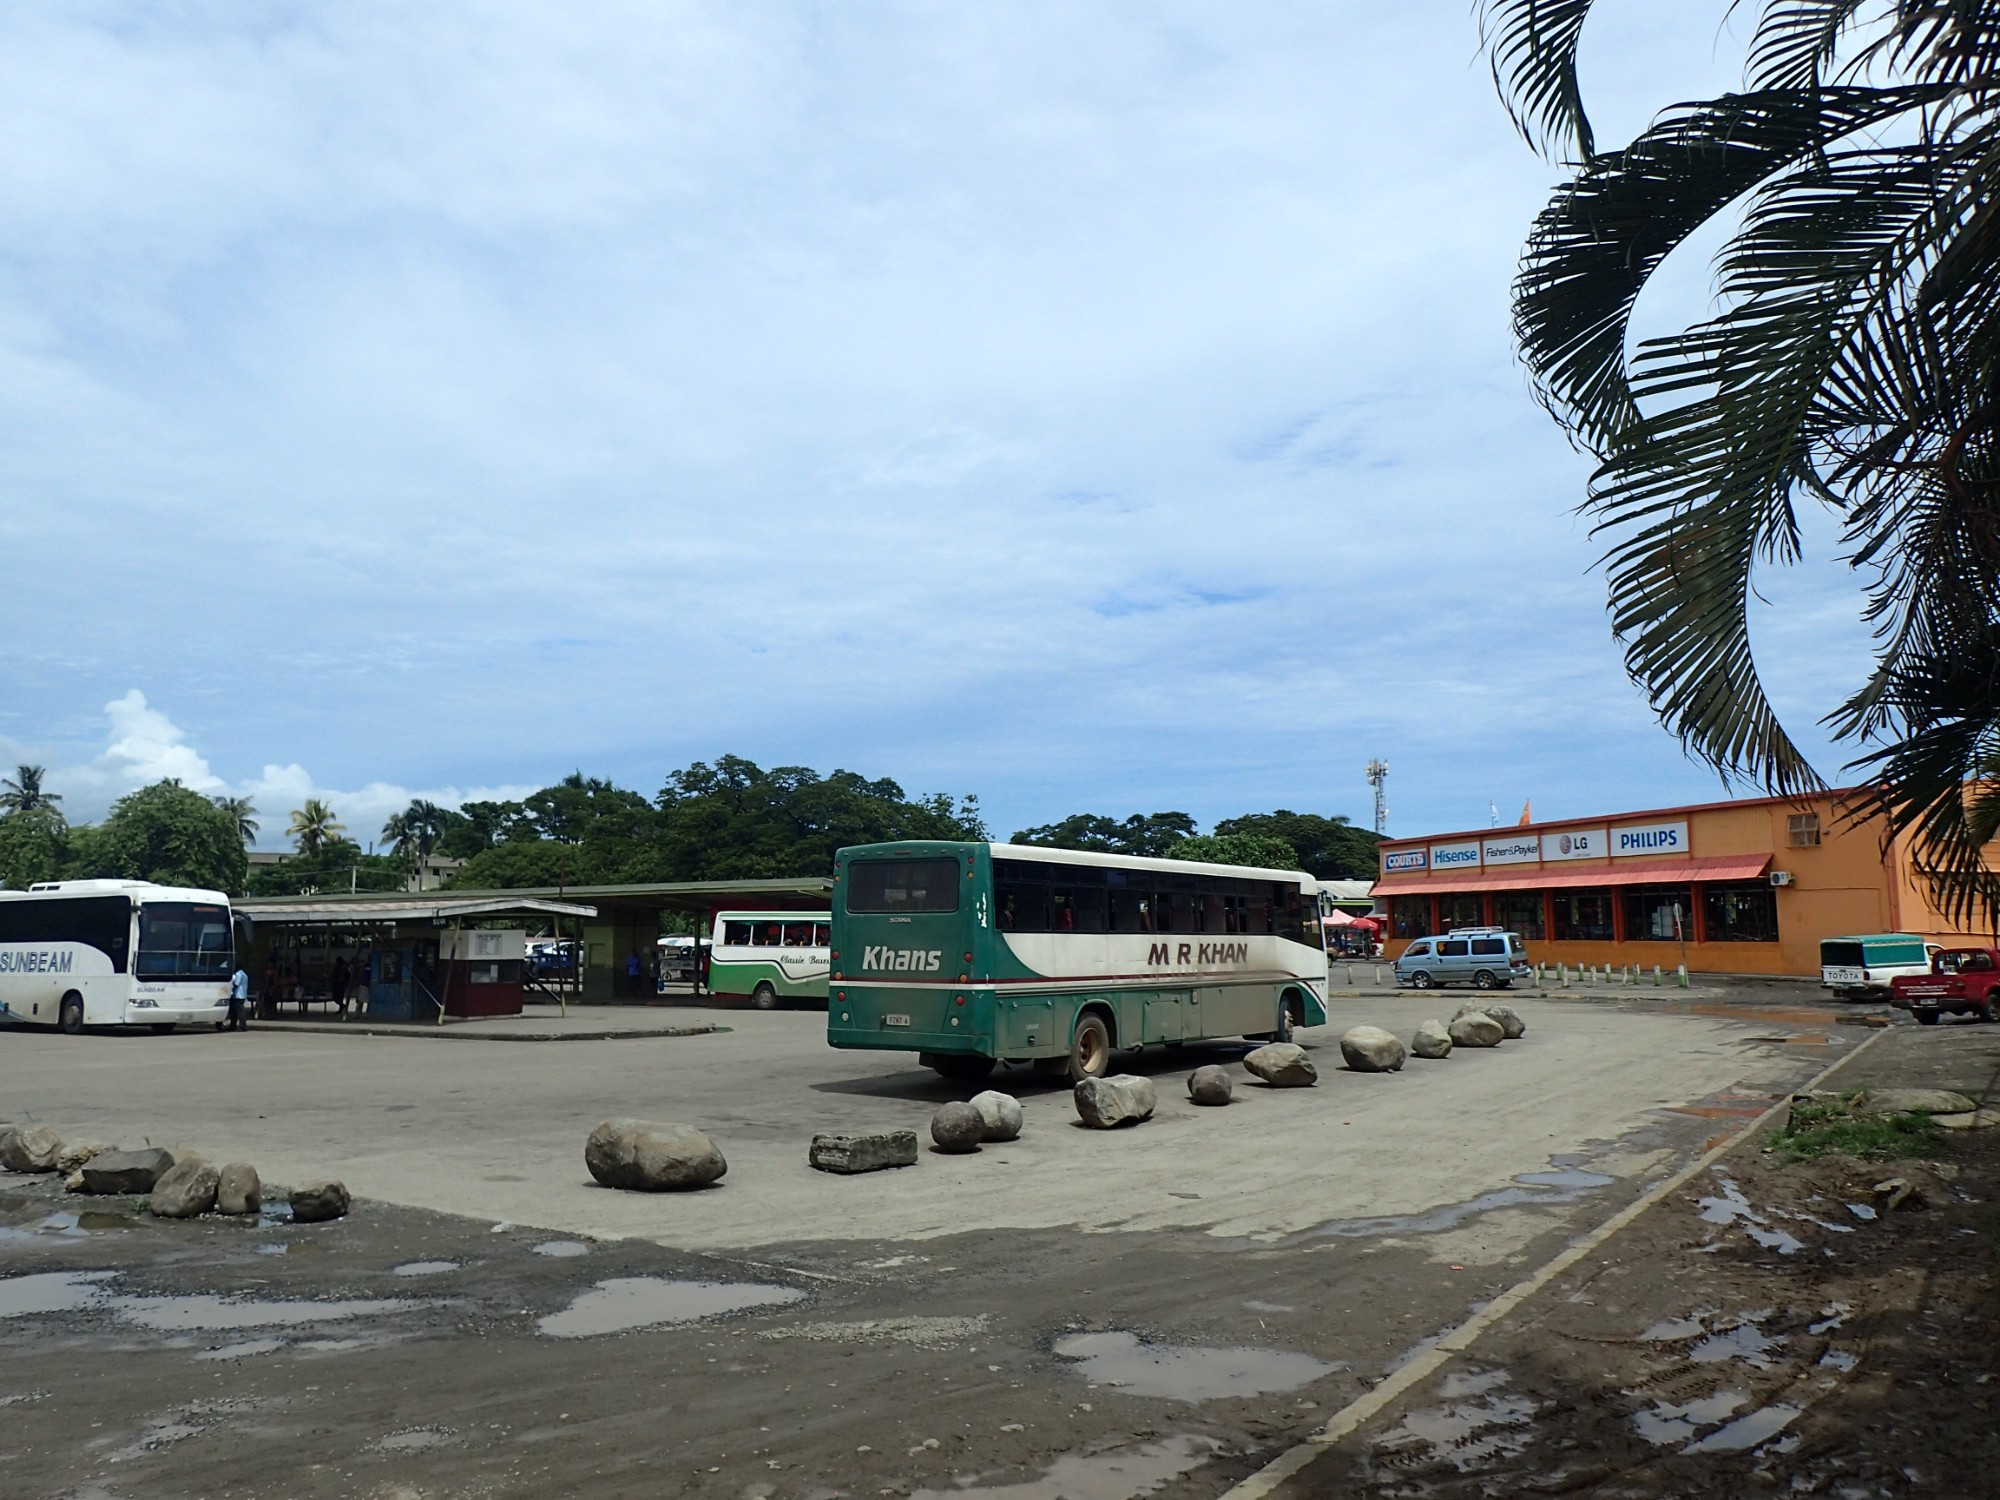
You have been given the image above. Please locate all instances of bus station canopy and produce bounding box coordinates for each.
[235,877,833,927]
[234,895,600,928]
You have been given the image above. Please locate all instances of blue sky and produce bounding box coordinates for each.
[0,2,1877,849]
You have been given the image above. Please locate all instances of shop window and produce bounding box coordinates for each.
[1496,892,1545,940]
[1391,896,1433,939]
[1551,891,1613,941]
[1788,812,1821,848]
[1622,887,1691,942]
[1703,883,1779,942]
[1441,894,1483,931]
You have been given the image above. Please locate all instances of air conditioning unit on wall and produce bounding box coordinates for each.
[1769,870,1795,887]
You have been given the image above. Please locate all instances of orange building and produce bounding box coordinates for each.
[1374,790,1988,977]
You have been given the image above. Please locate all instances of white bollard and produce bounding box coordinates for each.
[1677,964,1690,989]
[1653,964,1663,986]
[1558,963,1569,986]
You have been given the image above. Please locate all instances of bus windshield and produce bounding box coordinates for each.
[136,903,233,980]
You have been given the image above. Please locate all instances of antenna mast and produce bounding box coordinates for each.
[1365,759,1389,837]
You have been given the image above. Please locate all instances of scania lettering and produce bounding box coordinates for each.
[708,910,831,1010]
[0,880,234,1034]
[828,842,1329,1082]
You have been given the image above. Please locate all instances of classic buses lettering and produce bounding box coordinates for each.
[862,946,943,972]
[1146,941,1249,966]
[0,949,74,974]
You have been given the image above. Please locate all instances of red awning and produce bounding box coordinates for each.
[1372,853,1771,897]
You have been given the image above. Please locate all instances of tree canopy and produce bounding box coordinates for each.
[68,781,247,893]
[1006,812,1197,858]
[1012,807,1377,877]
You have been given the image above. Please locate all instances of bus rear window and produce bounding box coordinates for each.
[846,858,961,914]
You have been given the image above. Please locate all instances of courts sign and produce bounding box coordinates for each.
[1430,841,1481,870]
[1541,827,1608,862]
[1612,819,1689,857]
[1382,849,1428,873]
[1482,835,1540,867]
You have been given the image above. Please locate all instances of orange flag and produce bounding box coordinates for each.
[1517,801,1533,826]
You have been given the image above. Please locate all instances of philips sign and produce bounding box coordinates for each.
[1612,820,1688,857]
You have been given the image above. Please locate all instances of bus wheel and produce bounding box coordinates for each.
[751,982,779,1011]
[59,992,85,1035]
[1473,970,1498,990]
[1067,1013,1112,1082]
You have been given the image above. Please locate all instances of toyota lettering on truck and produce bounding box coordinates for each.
[0,880,234,1034]
[827,841,1329,1082]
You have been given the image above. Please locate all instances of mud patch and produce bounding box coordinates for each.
[910,1434,1220,1500]
[537,1277,806,1338]
[759,1315,989,1349]
[1051,1329,1343,1402]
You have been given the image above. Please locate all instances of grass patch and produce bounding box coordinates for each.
[1769,1095,1945,1162]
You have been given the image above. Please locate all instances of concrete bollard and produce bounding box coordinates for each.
[1374,966,1386,986]
[1677,964,1690,989]
[1558,963,1568,986]
[1653,964,1663,986]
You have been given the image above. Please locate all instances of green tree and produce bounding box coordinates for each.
[0,811,64,889]
[1484,1,2000,919]
[70,781,247,893]
[1165,832,1301,870]
[434,799,528,859]
[0,764,62,820]
[287,797,345,857]
[1010,811,1198,857]
[1213,811,1380,880]
[212,795,258,846]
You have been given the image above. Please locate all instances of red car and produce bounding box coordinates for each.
[1890,948,2000,1025]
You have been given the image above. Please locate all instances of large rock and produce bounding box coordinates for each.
[215,1162,262,1215]
[1243,1042,1318,1087]
[150,1157,219,1219]
[1475,1003,1527,1039]
[930,1102,985,1154]
[584,1118,727,1192]
[1187,1065,1233,1106]
[0,1125,64,1173]
[1856,1088,1980,1117]
[1411,1020,1453,1059]
[81,1146,176,1194]
[56,1141,111,1174]
[1074,1075,1158,1128]
[968,1091,1024,1143]
[289,1179,351,1222]
[1448,1013,1505,1049]
[1340,1025,1407,1073]
[809,1131,919,1174]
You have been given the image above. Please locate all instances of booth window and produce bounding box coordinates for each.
[1441,894,1483,931]
[1496,892,1545,939]
[1788,812,1821,847]
[1552,891,1613,941]
[1704,882,1779,942]
[1391,896,1433,939]
[1622,886,1692,941]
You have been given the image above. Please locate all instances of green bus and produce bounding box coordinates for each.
[709,910,831,1009]
[827,841,1330,1080]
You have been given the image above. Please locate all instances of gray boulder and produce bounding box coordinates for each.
[584,1118,727,1192]
[1187,1064,1233,1106]
[1243,1042,1318,1087]
[64,1169,88,1193]
[0,1125,64,1173]
[1856,1088,1979,1117]
[930,1102,985,1153]
[150,1157,219,1219]
[55,1141,110,1174]
[81,1146,176,1194]
[215,1162,262,1215]
[809,1131,919,1174]
[968,1090,1024,1143]
[1411,1020,1453,1060]
[1455,1002,1526,1039]
[289,1179,351,1223]
[1339,1025,1407,1073]
[1074,1075,1157,1128]
[1448,1012,1504,1049]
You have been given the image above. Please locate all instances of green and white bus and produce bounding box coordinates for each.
[828,842,1329,1080]
[709,910,831,1009]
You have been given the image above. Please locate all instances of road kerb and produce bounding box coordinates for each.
[1220,1027,1887,1500]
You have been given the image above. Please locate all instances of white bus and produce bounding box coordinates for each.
[0,880,234,1034]
[709,910,831,1009]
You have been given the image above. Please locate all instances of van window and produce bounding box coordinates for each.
[1439,939,1469,957]
[1508,935,1526,955]
[1406,940,1432,957]
[1470,938,1506,956]
[723,921,754,946]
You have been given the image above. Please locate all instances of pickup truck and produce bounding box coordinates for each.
[1889,948,2000,1025]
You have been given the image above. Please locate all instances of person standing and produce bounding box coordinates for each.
[226,963,250,1031]
[330,956,351,1018]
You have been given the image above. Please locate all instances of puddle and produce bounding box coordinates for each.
[910,1435,1218,1500]
[1820,1348,1860,1373]
[531,1240,591,1258]
[0,1270,117,1317]
[537,1278,805,1338]
[194,1337,287,1361]
[0,1210,141,1242]
[1691,1319,1778,1368]
[1052,1330,1343,1403]
[116,1294,405,1332]
[372,1427,456,1453]
[1687,1403,1801,1452]
[391,1261,460,1277]
[1311,1161,1614,1240]
[1810,1302,1852,1335]
[1694,1173,1804,1254]
[1632,1391,1748,1445]
[1375,1369,1536,1472]
[1639,1317,1706,1342]
[1846,1202,1878,1222]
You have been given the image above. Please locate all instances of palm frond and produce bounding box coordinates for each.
[1480,0,1600,162]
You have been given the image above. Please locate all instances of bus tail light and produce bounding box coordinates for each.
[955,995,965,1005]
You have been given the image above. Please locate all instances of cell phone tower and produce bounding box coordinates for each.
[1365,758,1388,837]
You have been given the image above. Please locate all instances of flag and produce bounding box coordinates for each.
[1517,800,1532,825]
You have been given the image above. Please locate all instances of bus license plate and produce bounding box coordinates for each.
[884,1014,911,1028]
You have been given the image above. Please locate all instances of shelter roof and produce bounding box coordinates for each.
[234,895,598,927]
[236,876,831,921]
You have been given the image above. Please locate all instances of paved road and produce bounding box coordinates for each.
[4,995,1844,1252]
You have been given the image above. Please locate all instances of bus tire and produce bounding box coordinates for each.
[751,982,779,1011]
[59,992,85,1035]
[924,1053,996,1081]
[148,1023,177,1035]
[1067,1013,1112,1082]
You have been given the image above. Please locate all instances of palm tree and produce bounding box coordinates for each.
[1483,1,2000,920]
[0,764,61,817]
[288,798,345,857]
[383,799,451,887]
[213,795,258,846]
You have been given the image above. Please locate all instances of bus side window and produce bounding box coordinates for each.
[753,921,784,946]
[782,922,813,946]
[1108,888,1149,934]
[1052,885,1107,933]
[723,921,754,946]
[812,923,831,947]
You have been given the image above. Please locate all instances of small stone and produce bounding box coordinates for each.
[1934,1109,2000,1131]
[1187,1065,1233,1106]
[215,1162,262,1215]
[81,1146,176,1194]
[584,1118,727,1191]
[0,1125,65,1173]
[1856,1088,1980,1117]
[1448,1013,1504,1049]
[930,1102,985,1154]
[290,1179,352,1223]
[1872,1176,1927,1213]
[810,1131,919,1174]
[1073,1075,1157,1128]
[150,1157,219,1219]
[999,1423,1024,1433]
[55,1141,110,1174]
[967,1091,1024,1142]
[1339,1025,1406,1073]
[1411,1020,1453,1059]
[1243,1042,1317,1087]
[64,1169,87,1193]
